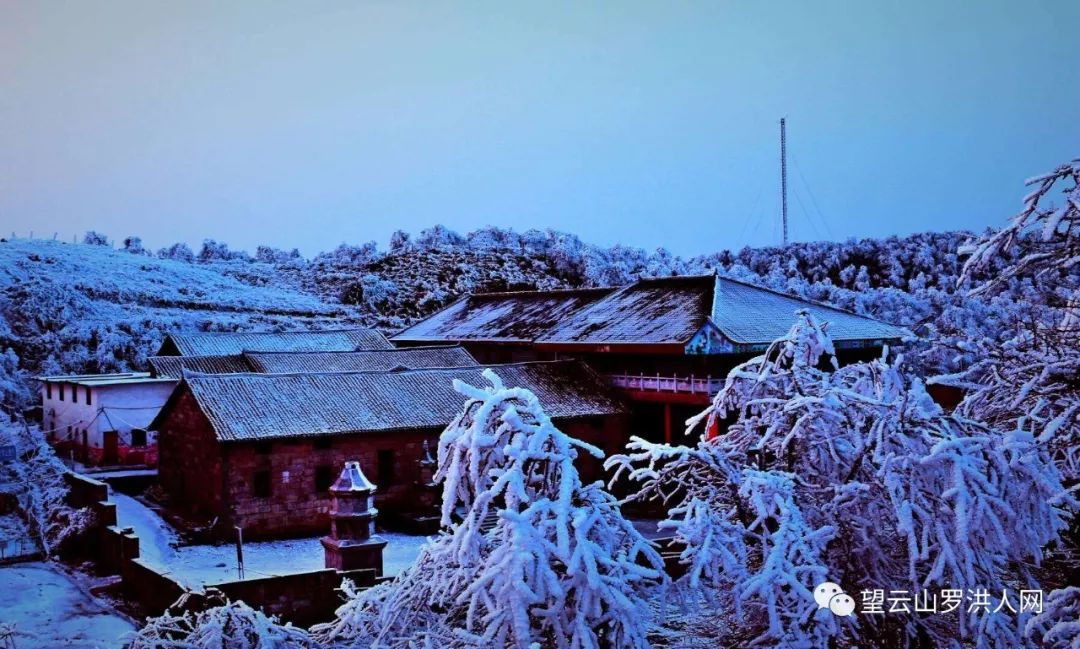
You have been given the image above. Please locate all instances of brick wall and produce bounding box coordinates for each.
[157,389,632,538]
[222,429,439,538]
[212,568,380,627]
[157,390,226,520]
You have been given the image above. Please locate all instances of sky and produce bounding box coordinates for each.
[1,1,1077,258]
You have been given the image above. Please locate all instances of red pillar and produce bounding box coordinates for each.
[663,403,672,445]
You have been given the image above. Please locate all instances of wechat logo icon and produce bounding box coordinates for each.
[814,581,855,617]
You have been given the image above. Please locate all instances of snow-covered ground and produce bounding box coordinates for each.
[112,492,429,589]
[0,561,134,648]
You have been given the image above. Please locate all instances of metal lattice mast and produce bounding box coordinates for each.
[780,117,789,246]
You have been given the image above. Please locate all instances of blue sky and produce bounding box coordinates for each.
[1,1,1077,257]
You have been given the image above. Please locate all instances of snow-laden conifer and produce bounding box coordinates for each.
[315,369,664,648]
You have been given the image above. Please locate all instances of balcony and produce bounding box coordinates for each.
[607,373,724,397]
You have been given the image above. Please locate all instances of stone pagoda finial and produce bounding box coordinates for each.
[321,461,386,573]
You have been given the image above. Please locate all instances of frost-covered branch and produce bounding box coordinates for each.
[315,369,665,649]
[609,312,1075,647]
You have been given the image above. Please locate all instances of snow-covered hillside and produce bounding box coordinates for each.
[0,226,1036,409]
[0,238,364,406]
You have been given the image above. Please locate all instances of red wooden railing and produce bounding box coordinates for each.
[607,373,724,396]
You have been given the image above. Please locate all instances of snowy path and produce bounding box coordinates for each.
[0,561,134,648]
[112,492,429,589]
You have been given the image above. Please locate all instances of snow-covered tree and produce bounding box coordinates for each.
[315,370,665,648]
[0,420,91,555]
[608,312,1074,647]
[157,242,196,262]
[82,231,109,246]
[122,236,148,255]
[1025,587,1080,648]
[129,589,315,649]
[938,159,1080,480]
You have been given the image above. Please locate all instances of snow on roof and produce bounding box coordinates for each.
[709,275,907,345]
[158,360,626,442]
[158,328,393,356]
[148,355,255,378]
[244,346,478,374]
[391,288,615,343]
[540,276,712,345]
[393,275,907,349]
[331,461,376,493]
[37,372,177,387]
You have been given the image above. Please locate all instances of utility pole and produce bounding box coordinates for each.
[780,118,789,246]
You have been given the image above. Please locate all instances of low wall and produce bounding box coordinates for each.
[212,567,379,627]
[64,472,109,509]
[122,557,188,618]
[70,470,381,626]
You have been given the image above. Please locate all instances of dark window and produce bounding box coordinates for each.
[72,386,79,403]
[130,429,147,447]
[85,388,92,405]
[253,470,271,498]
[377,449,396,486]
[59,384,65,401]
[46,383,52,399]
[315,465,334,493]
[313,436,333,450]
[254,441,273,455]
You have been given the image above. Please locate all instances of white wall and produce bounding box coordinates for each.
[40,380,177,452]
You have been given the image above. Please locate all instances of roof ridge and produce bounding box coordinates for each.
[241,344,465,356]
[469,287,614,299]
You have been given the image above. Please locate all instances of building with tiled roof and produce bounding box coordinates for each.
[394,274,909,445]
[150,361,627,537]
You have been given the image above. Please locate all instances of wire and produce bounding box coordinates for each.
[791,154,835,240]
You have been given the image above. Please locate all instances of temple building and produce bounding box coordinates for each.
[150,360,626,538]
[392,274,908,444]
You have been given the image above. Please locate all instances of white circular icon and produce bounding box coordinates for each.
[828,593,856,616]
[813,582,843,609]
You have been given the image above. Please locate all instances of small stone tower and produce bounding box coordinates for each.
[321,461,387,574]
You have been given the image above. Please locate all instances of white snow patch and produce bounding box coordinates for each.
[0,561,135,648]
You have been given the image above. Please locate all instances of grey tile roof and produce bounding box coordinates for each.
[393,275,907,351]
[710,276,907,345]
[540,276,712,345]
[159,328,393,356]
[244,346,478,374]
[161,360,625,442]
[148,355,255,378]
[391,289,615,343]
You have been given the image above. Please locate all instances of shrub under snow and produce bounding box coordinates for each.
[129,590,315,649]
[0,420,91,555]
